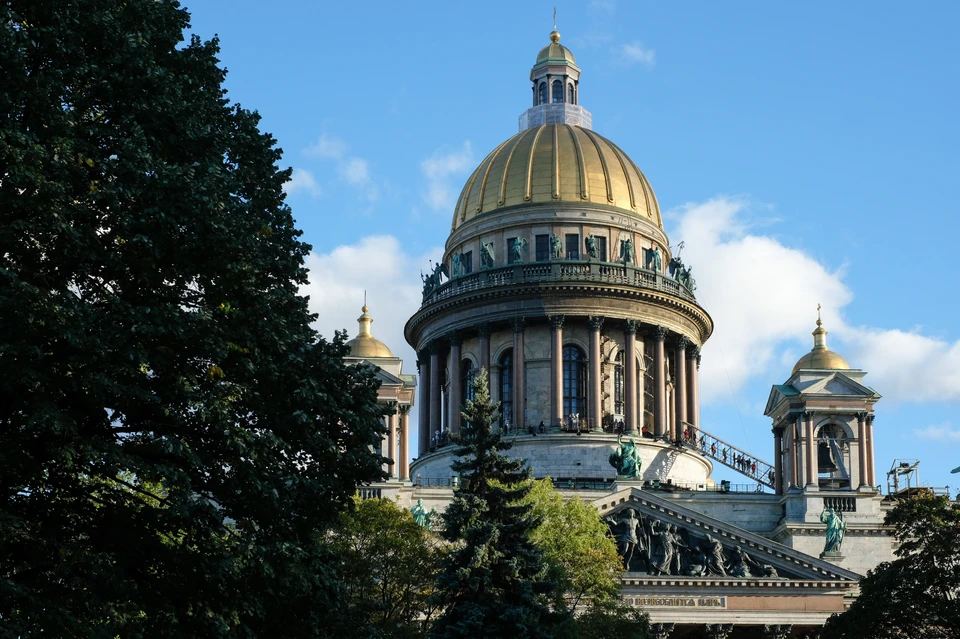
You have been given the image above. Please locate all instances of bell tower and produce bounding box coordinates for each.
[764,311,885,572]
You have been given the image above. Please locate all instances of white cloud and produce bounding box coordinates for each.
[300,235,441,366]
[669,197,960,405]
[619,41,655,67]
[421,141,475,212]
[304,133,347,160]
[283,168,322,197]
[913,424,960,442]
[339,157,370,185]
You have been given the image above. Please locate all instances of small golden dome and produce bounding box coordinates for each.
[792,315,849,374]
[536,39,576,65]
[451,124,661,232]
[549,30,561,43]
[345,304,395,358]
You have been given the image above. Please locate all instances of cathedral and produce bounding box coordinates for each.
[347,29,895,639]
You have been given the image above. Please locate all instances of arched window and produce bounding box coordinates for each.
[500,350,513,429]
[568,83,575,104]
[562,346,586,419]
[538,82,547,105]
[816,423,852,489]
[614,351,624,415]
[552,79,564,103]
[462,360,476,404]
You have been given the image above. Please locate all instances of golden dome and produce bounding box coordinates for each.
[536,38,576,65]
[345,305,395,358]
[792,315,849,374]
[451,124,662,232]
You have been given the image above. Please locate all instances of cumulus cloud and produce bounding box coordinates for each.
[304,133,347,160]
[913,424,960,442]
[619,41,656,67]
[302,133,378,201]
[300,235,442,368]
[421,141,475,212]
[283,168,322,197]
[670,197,960,405]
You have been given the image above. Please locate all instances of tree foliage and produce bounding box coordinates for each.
[429,369,565,639]
[822,494,960,639]
[523,479,624,610]
[329,496,444,638]
[0,1,385,636]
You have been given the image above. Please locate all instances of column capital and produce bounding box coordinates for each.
[704,624,733,639]
[866,414,875,426]
[382,401,398,416]
[686,344,701,360]
[588,315,604,331]
[398,404,412,416]
[624,319,639,335]
[477,323,492,339]
[513,316,526,333]
[650,623,675,639]
[429,341,444,355]
[653,325,669,342]
[675,335,689,351]
[549,314,565,330]
[855,411,869,422]
[448,330,462,347]
[762,625,792,639]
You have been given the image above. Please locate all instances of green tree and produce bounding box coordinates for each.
[329,495,444,638]
[429,369,565,639]
[523,479,625,610]
[822,494,960,639]
[0,1,385,636]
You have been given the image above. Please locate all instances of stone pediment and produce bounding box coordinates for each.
[803,372,878,399]
[592,487,861,583]
[371,366,406,387]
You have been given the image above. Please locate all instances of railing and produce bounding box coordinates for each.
[421,260,697,307]
[408,476,771,494]
[681,424,776,490]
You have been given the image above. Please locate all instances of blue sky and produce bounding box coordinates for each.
[185,1,960,492]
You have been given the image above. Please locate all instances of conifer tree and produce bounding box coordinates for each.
[0,2,385,636]
[429,369,565,639]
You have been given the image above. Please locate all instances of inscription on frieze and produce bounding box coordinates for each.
[624,596,726,608]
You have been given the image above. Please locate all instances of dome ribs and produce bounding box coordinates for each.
[580,127,615,204]
[523,125,546,202]
[499,127,535,206]
[565,124,589,200]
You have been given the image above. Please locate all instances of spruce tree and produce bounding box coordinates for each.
[429,369,564,639]
[0,2,385,636]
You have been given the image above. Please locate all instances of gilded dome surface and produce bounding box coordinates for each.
[451,124,662,232]
[536,39,576,65]
[791,318,849,374]
[345,305,395,358]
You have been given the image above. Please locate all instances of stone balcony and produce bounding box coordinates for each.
[422,260,697,308]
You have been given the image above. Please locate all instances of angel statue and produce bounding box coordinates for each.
[619,238,635,264]
[480,242,495,269]
[511,238,528,263]
[550,234,563,259]
[609,433,642,478]
[585,235,600,260]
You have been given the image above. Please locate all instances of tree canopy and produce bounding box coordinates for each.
[0,1,385,636]
[429,369,564,639]
[822,493,960,639]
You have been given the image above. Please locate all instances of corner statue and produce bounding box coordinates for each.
[411,498,431,529]
[609,433,642,478]
[820,506,846,553]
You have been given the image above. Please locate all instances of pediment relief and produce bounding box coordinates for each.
[594,488,860,583]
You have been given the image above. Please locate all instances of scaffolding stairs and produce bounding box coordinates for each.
[681,425,775,490]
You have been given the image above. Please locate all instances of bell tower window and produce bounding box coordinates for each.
[568,83,575,104]
[539,82,547,105]
[552,79,564,103]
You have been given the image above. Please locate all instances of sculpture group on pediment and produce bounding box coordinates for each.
[605,508,780,579]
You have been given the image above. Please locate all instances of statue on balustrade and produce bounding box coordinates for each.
[585,235,600,259]
[511,237,528,263]
[480,242,495,269]
[550,234,563,259]
[619,237,635,264]
[452,253,462,277]
[820,506,846,553]
[644,246,662,272]
[609,434,642,478]
[668,256,697,292]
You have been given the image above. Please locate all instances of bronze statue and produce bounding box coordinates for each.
[550,234,563,259]
[645,246,662,272]
[650,520,677,575]
[609,433,642,478]
[480,242,495,268]
[702,535,727,576]
[620,237,635,264]
[612,508,644,571]
[452,253,462,277]
[820,506,846,553]
[411,498,431,529]
[511,237,528,263]
[585,235,600,259]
